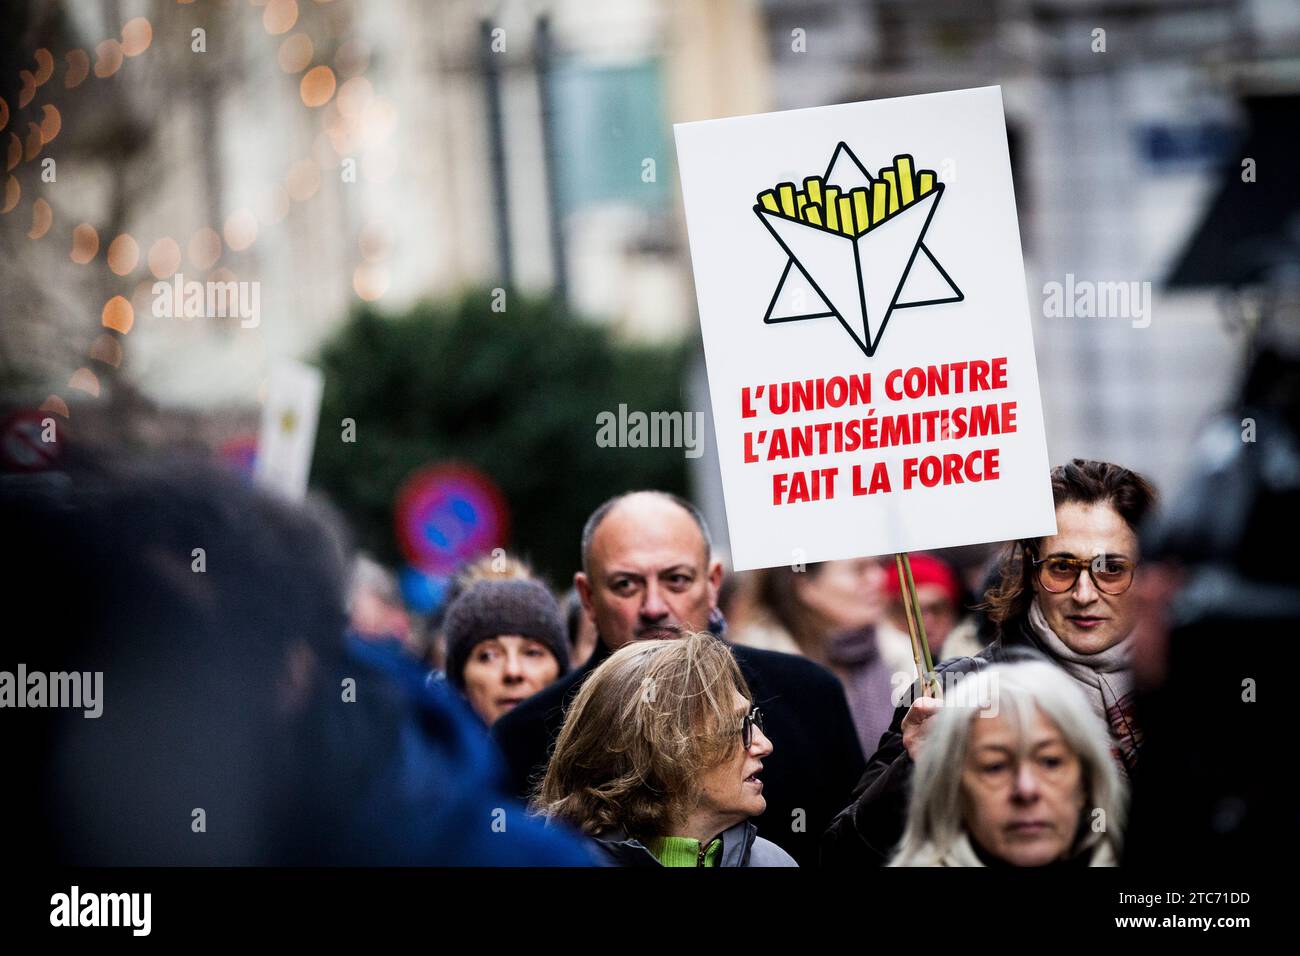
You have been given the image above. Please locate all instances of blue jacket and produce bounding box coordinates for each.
[338,634,601,866]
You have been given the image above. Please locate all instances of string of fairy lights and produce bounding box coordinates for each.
[1,0,398,422]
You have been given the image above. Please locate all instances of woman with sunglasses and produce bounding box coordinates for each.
[824,458,1156,866]
[533,630,796,866]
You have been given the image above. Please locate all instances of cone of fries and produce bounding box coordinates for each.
[755,152,946,357]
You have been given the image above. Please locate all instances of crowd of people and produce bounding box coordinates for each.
[9,438,1231,869]
[471,463,1149,867]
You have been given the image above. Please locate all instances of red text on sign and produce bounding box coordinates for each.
[773,467,837,505]
[902,448,1001,489]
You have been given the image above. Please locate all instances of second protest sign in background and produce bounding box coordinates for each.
[674,86,1055,571]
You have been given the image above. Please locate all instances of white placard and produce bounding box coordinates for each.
[674,86,1055,571]
[253,358,323,502]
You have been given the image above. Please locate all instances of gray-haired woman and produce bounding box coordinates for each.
[890,660,1125,867]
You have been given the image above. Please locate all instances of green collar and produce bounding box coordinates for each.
[646,835,723,867]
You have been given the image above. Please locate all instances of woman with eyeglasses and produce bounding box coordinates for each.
[532,630,797,867]
[824,458,1156,866]
[977,459,1154,773]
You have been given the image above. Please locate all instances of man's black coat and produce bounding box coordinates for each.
[492,638,866,867]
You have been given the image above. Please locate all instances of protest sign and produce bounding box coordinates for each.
[253,358,323,502]
[675,86,1055,571]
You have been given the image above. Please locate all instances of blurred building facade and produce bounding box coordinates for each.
[753,0,1300,503]
[2,0,769,413]
[4,0,1299,542]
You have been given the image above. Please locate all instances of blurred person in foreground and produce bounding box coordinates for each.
[441,578,569,726]
[1123,304,1300,867]
[2,455,593,865]
[823,459,1155,866]
[890,661,1125,867]
[492,490,865,866]
[534,631,795,867]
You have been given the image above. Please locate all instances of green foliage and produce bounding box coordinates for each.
[312,289,691,588]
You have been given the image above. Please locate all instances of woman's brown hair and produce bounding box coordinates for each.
[982,459,1157,627]
[753,564,830,662]
[531,630,750,840]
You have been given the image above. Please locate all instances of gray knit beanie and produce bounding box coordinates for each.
[442,578,570,689]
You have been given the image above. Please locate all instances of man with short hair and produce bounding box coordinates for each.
[492,490,866,866]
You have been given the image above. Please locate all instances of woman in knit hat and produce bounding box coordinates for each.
[442,578,570,726]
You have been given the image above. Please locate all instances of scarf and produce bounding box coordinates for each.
[891,824,1118,867]
[1026,598,1142,775]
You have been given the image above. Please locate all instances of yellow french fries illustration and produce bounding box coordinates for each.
[896,155,914,205]
[778,182,796,217]
[824,185,840,231]
[805,176,823,207]
[754,143,962,359]
[851,188,870,232]
[872,181,888,224]
[882,170,899,214]
[759,154,939,238]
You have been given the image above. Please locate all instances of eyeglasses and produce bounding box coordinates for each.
[741,707,765,749]
[1030,553,1136,595]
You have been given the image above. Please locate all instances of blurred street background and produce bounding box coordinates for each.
[3,0,1299,591]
